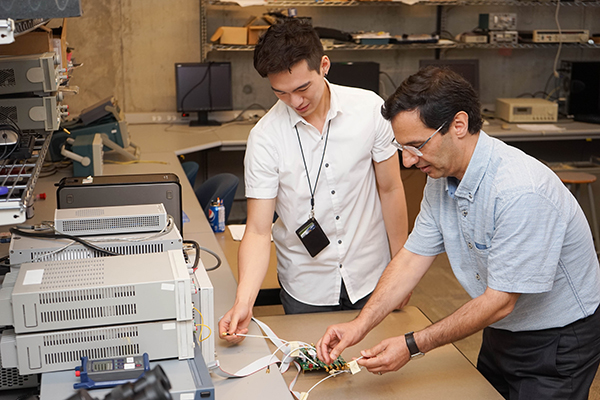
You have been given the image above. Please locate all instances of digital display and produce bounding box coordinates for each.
[513,107,532,115]
[92,360,114,372]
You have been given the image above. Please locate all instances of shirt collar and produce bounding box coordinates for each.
[286,79,342,129]
[446,130,492,202]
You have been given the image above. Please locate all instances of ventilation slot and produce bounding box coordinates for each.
[60,216,161,233]
[40,304,137,323]
[0,69,16,87]
[29,243,165,262]
[38,286,136,304]
[75,209,105,217]
[0,352,36,390]
[0,107,17,124]
[104,243,164,255]
[44,344,140,365]
[42,326,139,347]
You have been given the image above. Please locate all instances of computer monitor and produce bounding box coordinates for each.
[175,62,233,126]
[562,61,600,120]
[327,62,380,94]
[419,59,480,95]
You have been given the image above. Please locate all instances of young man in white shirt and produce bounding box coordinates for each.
[219,19,409,343]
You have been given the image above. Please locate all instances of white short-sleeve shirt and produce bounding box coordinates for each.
[244,82,397,305]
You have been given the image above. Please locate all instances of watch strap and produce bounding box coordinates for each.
[405,331,424,358]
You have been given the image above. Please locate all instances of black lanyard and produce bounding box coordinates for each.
[295,120,331,219]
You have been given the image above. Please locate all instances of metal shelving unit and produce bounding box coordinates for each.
[202,0,600,58]
[209,0,600,6]
[211,41,600,52]
[0,132,52,225]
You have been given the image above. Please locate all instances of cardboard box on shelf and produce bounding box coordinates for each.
[0,31,52,56]
[247,25,270,45]
[211,16,272,46]
[0,19,68,69]
[211,26,248,45]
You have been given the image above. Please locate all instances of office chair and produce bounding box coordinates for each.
[195,173,239,224]
[181,161,199,188]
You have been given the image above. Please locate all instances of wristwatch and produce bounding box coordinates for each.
[405,331,425,359]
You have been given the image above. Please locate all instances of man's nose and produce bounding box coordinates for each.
[402,150,419,168]
[291,94,303,108]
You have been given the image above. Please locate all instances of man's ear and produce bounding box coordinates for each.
[321,56,330,77]
[452,111,470,138]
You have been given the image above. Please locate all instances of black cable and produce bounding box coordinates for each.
[9,227,119,257]
[224,103,270,124]
[179,63,212,113]
[0,110,22,161]
[184,239,222,271]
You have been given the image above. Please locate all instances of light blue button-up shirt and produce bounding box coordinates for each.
[405,131,600,331]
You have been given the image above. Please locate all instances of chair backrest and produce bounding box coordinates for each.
[181,161,199,188]
[195,173,239,223]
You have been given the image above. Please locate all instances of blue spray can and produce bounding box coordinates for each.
[208,198,225,233]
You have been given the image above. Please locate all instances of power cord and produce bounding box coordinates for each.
[183,239,222,271]
[0,110,22,161]
[9,226,119,257]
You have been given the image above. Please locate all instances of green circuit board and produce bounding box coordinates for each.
[296,348,347,372]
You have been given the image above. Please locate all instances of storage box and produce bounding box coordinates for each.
[211,26,248,45]
[0,20,68,69]
[248,25,270,45]
[0,31,52,56]
[211,16,272,46]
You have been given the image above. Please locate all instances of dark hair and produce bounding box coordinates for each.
[381,66,483,135]
[253,19,324,78]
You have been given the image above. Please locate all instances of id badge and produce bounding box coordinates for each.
[295,217,330,258]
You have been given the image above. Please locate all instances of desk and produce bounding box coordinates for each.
[259,308,503,399]
[28,126,499,399]
[214,228,280,291]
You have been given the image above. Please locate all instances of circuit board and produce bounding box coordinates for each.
[296,348,347,372]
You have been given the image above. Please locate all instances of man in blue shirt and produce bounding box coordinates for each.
[317,66,600,399]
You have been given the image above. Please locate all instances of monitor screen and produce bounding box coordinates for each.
[327,62,380,94]
[419,59,480,95]
[175,62,233,126]
[564,61,600,117]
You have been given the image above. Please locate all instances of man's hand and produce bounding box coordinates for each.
[358,336,410,375]
[316,321,367,365]
[218,303,252,344]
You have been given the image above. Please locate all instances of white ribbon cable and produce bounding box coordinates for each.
[208,355,282,378]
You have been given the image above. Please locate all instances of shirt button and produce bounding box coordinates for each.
[462,211,468,217]
[468,193,473,199]
[325,163,329,168]
[339,264,343,268]
[468,242,473,249]
[336,216,340,220]
[338,240,342,244]
[331,190,335,195]
[476,273,481,280]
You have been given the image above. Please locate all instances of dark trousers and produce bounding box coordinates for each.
[477,305,600,400]
[279,281,371,315]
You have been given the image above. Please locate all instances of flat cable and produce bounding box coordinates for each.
[213,317,363,399]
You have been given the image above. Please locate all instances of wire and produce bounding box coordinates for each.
[552,0,562,79]
[224,103,269,123]
[380,71,397,90]
[184,240,222,271]
[306,370,350,396]
[193,306,212,342]
[104,160,169,165]
[0,110,22,161]
[9,226,119,257]
[179,64,211,113]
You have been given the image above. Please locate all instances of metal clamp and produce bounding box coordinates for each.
[0,19,15,44]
